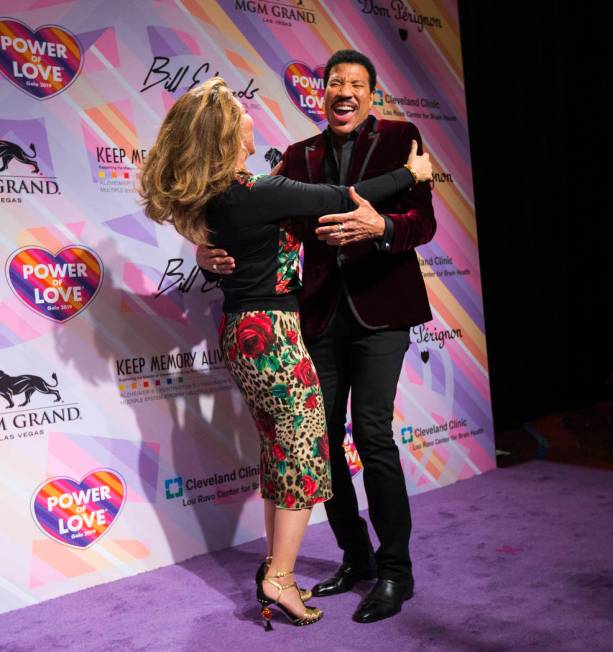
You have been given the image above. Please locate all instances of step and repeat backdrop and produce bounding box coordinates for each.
[0,0,494,613]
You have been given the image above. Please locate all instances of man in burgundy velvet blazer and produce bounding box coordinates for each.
[279,51,435,622]
[280,113,434,342]
[199,50,436,623]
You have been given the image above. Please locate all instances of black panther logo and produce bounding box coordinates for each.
[0,370,61,408]
[264,147,283,170]
[0,140,39,175]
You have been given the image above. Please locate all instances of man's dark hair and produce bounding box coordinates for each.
[323,50,377,91]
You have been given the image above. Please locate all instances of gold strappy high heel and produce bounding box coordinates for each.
[257,569,323,630]
[255,556,312,602]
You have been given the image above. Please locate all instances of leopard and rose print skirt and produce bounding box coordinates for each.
[220,310,332,510]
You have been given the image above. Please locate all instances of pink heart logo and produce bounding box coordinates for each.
[5,245,104,323]
[343,426,363,478]
[283,61,326,123]
[0,19,83,100]
[31,469,126,549]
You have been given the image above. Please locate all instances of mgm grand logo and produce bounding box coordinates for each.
[0,369,80,443]
[234,0,317,25]
[0,139,59,202]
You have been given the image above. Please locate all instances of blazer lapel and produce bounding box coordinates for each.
[347,115,379,183]
[305,135,327,183]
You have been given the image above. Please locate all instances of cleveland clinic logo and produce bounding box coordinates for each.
[371,89,457,126]
[165,477,184,500]
[164,468,259,507]
[401,426,413,444]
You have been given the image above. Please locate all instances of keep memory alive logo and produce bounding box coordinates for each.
[31,469,126,548]
[80,102,148,194]
[6,245,103,323]
[0,18,83,99]
[115,347,232,405]
[90,142,148,193]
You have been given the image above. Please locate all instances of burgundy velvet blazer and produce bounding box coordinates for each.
[279,115,436,340]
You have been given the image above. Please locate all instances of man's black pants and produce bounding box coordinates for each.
[306,295,412,582]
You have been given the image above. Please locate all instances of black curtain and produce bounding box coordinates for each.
[457,1,611,430]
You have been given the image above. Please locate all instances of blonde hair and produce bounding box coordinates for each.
[138,77,243,245]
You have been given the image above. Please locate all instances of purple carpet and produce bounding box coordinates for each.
[2,460,612,651]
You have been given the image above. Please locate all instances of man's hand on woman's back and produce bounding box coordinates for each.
[196,246,235,275]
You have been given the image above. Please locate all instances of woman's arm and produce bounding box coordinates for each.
[249,168,414,223]
[353,167,415,205]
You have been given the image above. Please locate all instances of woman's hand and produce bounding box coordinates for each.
[406,139,432,182]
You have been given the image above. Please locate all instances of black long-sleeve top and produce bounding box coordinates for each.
[206,168,414,313]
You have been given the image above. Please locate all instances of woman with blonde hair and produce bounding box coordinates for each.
[139,77,431,628]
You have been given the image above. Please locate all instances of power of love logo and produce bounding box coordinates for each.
[283,61,326,123]
[31,469,126,549]
[0,18,83,100]
[343,427,363,478]
[5,245,103,323]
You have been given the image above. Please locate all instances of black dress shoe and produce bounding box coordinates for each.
[311,562,377,597]
[352,578,414,623]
